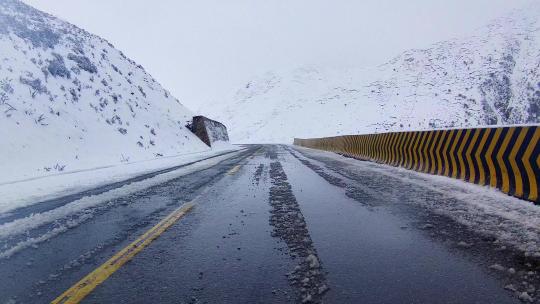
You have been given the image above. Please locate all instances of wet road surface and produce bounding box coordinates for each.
[0,145,538,303]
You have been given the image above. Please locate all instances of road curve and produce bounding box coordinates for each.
[0,145,538,304]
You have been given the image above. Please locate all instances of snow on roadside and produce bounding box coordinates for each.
[0,146,243,215]
[209,140,235,150]
[293,146,540,258]
[0,150,244,258]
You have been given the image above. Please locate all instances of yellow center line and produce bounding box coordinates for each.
[52,203,194,304]
[227,164,242,175]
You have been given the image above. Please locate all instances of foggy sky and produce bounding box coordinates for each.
[23,0,531,111]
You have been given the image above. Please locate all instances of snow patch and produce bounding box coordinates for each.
[0,148,241,215]
[0,151,242,244]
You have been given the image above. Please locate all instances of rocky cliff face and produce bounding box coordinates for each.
[203,3,540,143]
[188,116,229,147]
[0,0,208,181]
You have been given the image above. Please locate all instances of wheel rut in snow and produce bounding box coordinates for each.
[286,147,379,207]
[252,164,264,185]
[268,161,329,303]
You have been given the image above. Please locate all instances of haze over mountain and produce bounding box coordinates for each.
[202,3,540,143]
[23,0,530,112]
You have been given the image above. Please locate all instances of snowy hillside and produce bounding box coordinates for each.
[203,3,540,143]
[0,0,210,183]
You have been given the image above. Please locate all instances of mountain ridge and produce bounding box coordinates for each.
[0,0,209,182]
[203,3,540,143]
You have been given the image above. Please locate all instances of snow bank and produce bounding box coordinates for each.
[209,140,235,150]
[0,149,244,258]
[0,147,242,215]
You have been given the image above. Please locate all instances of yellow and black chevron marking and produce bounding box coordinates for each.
[294,126,540,204]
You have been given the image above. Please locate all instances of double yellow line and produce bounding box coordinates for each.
[52,203,194,304]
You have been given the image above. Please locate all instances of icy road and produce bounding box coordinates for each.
[0,145,539,304]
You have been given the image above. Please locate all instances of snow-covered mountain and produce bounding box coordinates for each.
[0,0,210,183]
[204,3,540,143]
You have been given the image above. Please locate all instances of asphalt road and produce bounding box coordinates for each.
[0,145,537,304]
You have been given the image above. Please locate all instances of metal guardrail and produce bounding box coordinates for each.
[294,126,540,204]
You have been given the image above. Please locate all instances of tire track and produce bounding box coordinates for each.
[268,160,329,303]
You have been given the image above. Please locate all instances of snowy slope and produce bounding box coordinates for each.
[0,0,210,183]
[203,3,540,143]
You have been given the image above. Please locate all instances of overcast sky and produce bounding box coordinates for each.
[24,0,531,110]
